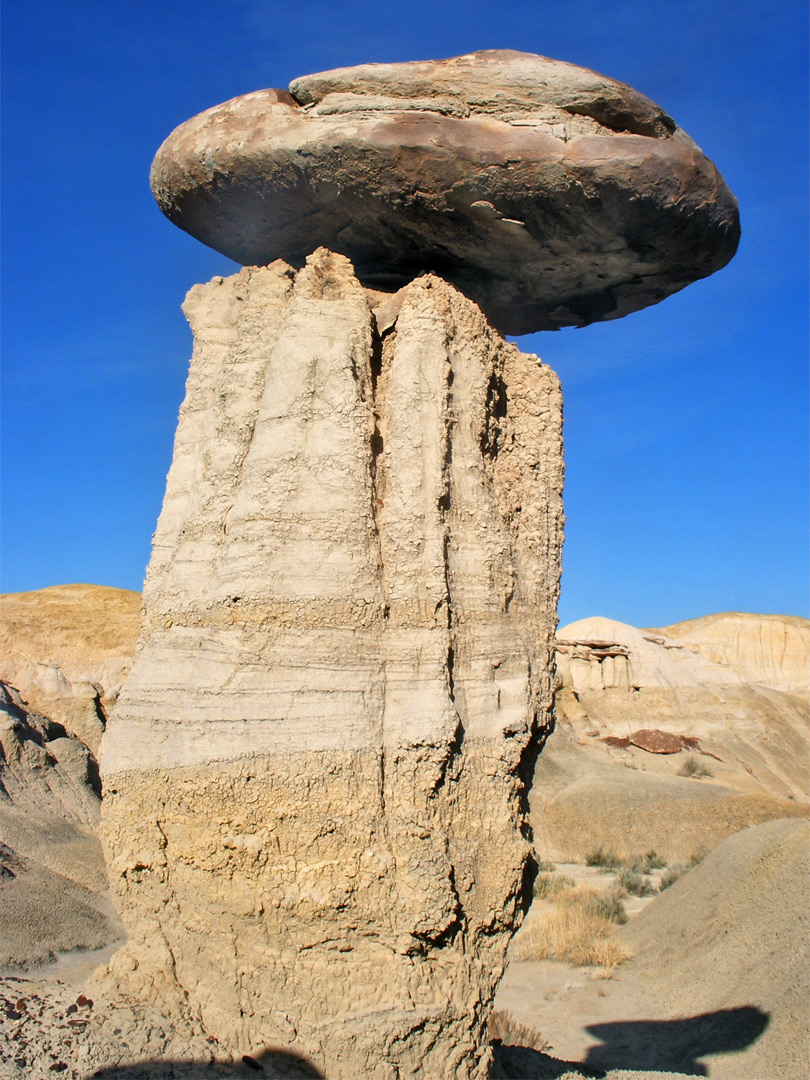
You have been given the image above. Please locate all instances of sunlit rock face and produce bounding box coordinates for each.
[101,250,564,1078]
[150,50,740,335]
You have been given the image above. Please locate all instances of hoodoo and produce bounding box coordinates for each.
[102,50,738,1079]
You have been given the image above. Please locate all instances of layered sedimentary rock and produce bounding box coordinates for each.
[150,50,740,334]
[101,250,563,1078]
[653,611,810,696]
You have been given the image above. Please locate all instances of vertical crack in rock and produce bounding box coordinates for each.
[101,250,564,1079]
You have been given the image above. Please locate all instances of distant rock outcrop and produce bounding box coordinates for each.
[0,681,121,968]
[654,611,810,696]
[0,585,141,754]
[100,250,564,1078]
[532,614,810,862]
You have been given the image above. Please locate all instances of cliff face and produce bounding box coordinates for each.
[100,250,564,1079]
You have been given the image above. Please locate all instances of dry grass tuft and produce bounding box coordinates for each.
[511,883,630,968]
[488,1008,550,1051]
[678,756,714,779]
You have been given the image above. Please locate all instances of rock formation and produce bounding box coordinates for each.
[0,681,120,968]
[101,251,563,1077]
[150,50,739,335]
[101,50,739,1079]
[533,614,809,862]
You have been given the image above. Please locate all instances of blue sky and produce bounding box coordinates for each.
[2,0,807,627]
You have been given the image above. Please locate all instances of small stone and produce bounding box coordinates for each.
[66,1004,78,1015]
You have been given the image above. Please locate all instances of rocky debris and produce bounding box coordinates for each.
[150,50,739,335]
[0,975,244,1079]
[100,249,563,1079]
[0,682,120,968]
[0,585,141,754]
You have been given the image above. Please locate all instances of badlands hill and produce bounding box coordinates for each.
[0,585,141,753]
[531,612,809,863]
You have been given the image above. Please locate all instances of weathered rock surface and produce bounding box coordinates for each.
[654,611,810,696]
[100,250,564,1078]
[0,682,122,968]
[0,585,141,754]
[531,614,810,862]
[150,50,739,335]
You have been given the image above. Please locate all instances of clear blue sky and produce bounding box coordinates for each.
[2,0,807,628]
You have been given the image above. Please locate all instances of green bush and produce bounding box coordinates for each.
[583,890,628,925]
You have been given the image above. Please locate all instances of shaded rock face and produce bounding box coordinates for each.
[150,50,739,335]
[0,681,121,968]
[100,250,563,1078]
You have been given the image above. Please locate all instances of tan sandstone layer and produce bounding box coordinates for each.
[99,250,564,1079]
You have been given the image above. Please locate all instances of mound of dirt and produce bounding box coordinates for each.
[617,816,810,1079]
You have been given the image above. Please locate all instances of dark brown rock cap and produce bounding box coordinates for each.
[151,50,740,335]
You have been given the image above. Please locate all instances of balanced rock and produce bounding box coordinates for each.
[101,250,563,1078]
[150,50,739,335]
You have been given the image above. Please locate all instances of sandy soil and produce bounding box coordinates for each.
[495,818,809,1080]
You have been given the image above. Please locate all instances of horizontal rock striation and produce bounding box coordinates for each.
[100,250,564,1079]
[150,50,739,335]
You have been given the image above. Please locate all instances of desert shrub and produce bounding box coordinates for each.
[688,848,707,866]
[533,873,576,899]
[628,850,666,872]
[678,756,714,779]
[616,868,655,897]
[511,886,630,968]
[582,890,628,924]
[534,857,556,873]
[585,846,621,870]
[658,863,688,891]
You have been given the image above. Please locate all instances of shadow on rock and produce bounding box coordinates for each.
[492,1005,770,1078]
[89,1047,323,1079]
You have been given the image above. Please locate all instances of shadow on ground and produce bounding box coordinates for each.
[89,1047,322,1078]
[492,1005,769,1078]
